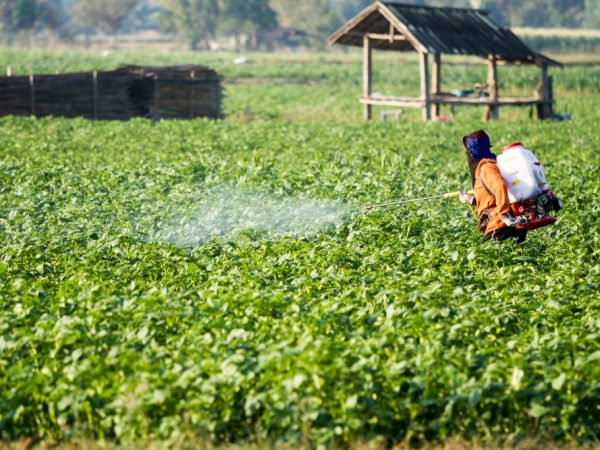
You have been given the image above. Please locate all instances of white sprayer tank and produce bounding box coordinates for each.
[497,142,550,203]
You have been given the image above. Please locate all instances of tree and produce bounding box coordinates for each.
[270,0,341,47]
[0,0,68,44]
[0,0,36,43]
[13,0,38,31]
[329,0,371,20]
[0,0,12,41]
[40,0,68,28]
[127,0,162,32]
[71,0,139,46]
[158,0,219,50]
[220,0,277,50]
[584,0,600,29]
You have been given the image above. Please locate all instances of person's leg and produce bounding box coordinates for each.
[484,227,512,242]
[484,227,527,243]
[514,229,528,244]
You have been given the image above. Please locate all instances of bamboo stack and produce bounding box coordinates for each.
[0,76,35,116]
[126,66,223,120]
[0,65,222,120]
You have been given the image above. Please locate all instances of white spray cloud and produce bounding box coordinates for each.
[153,189,352,247]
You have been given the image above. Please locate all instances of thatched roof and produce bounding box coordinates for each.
[328,1,560,66]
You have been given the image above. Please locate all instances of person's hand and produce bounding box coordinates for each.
[459,191,474,204]
[500,214,528,227]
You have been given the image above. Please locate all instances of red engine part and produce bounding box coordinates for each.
[517,216,557,230]
[510,200,557,231]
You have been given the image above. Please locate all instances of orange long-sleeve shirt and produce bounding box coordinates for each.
[473,158,511,235]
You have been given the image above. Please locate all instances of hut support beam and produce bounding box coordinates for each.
[484,56,499,121]
[432,53,441,119]
[419,52,431,121]
[536,63,553,120]
[363,35,373,121]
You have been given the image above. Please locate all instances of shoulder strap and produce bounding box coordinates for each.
[480,177,495,201]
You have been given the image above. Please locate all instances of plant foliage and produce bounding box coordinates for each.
[0,51,599,447]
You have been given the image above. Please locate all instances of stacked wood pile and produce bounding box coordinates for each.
[0,65,222,120]
[125,66,223,120]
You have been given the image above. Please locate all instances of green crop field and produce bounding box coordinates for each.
[0,50,599,449]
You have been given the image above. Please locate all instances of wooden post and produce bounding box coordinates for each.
[484,56,498,121]
[93,71,98,120]
[154,74,160,120]
[539,63,553,120]
[432,53,441,119]
[363,34,372,121]
[29,74,35,116]
[189,70,195,118]
[547,75,553,118]
[419,52,431,121]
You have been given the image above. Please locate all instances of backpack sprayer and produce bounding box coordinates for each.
[366,142,561,232]
[496,142,561,230]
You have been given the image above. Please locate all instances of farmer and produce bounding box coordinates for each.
[459,130,528,243]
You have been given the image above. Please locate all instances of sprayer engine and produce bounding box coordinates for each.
[511,189,562,230]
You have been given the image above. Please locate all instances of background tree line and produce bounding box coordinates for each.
[0,0,599,49]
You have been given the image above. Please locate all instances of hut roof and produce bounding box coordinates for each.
[328,1,560,66]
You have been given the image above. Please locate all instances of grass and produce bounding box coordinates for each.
[0,49,599,448]
[0,48,598,122]
[3,437,600,450]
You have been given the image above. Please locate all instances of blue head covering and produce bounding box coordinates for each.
[464,130,496,160]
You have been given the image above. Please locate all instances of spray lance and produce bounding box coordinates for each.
[366,190,477,218]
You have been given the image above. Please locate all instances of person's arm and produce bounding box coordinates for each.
[459,191,475,205]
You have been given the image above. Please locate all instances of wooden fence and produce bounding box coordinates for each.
[0,65,222,120]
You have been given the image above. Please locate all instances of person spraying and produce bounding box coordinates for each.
[459,130,561,243]
[366,130,561,243]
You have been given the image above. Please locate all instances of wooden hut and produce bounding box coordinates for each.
[328,1,561,121]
